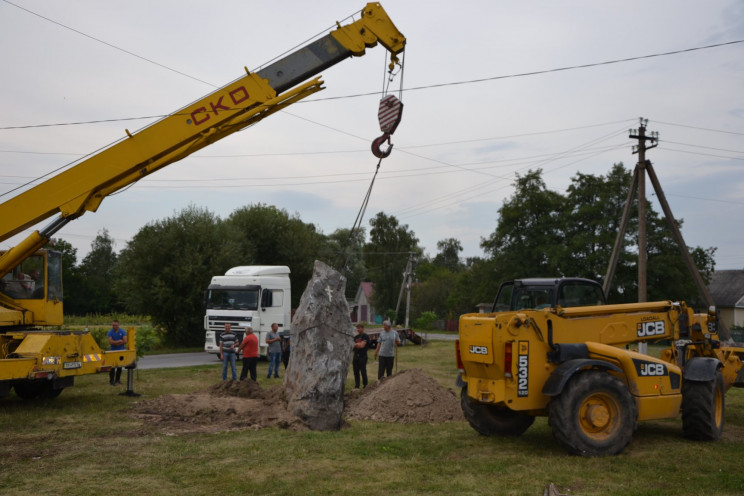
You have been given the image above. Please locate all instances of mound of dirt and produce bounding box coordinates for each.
[344,369,464,423]
[128,369,463,434]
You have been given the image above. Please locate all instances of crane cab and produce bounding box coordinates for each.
[0,249,64,328]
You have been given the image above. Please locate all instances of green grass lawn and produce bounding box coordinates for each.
[1,341,744,495]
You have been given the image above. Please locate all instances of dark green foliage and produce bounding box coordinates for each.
[480,169,565,279]
[114,205,238,347]
[225,203,325,308]
[51,163,716,337]
[320,227,367,299]
[79,229,122,314]
[364,212,423,321]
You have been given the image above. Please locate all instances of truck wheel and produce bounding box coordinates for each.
[681,370,724,441]
[460,387,535,436]
[548,371,636,456]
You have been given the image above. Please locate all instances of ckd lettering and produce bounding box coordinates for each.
[190,86,251,126]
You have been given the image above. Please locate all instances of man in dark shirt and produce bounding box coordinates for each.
[352,323,370,389]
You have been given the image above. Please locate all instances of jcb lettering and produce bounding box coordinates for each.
[640,363,666,376]
[469,345,488,355]
[637,320,665,337]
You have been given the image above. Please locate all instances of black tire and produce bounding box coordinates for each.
[548,371,636,456]
[14,381,64,400]
[41,385,64,399]
[460,387,535,436]
[14,381,45,400]
[682,370,724,441]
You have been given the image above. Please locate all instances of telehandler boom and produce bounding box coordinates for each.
[456,277,744,456]
[0,3,405,399]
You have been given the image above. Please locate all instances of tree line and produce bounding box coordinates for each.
[51,163,716,347]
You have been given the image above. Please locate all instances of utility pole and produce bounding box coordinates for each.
[603,118,728,341]
[630,119,658,303]
[394,253,414,328]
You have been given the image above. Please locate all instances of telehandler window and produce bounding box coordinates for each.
[557,281,605,307]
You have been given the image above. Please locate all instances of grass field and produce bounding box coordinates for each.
[2,341,744,495]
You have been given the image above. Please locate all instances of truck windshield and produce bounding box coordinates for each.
[206,289,259,310]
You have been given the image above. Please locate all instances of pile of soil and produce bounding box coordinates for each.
[129,368,463,434]
[344,369,464,423]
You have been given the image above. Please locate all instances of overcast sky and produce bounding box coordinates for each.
[1,0,743,273]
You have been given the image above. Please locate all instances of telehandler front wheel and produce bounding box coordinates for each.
[681,370,724,441]
[548,371,636,456]
[460,387,535,436]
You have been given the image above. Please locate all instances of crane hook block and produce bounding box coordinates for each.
[371,95,403,159]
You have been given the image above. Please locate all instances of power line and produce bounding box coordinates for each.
[1,0,217,87]
[309,40,744,101]
[2,35,742,130]
[655,120,744,136]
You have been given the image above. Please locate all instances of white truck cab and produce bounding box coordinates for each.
[203,266,291,358]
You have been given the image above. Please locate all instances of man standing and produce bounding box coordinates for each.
[237,326,259,381]
[219,323,238,381]
[374,320,400,379]
[107,320,127,386]
[352,323,370,388]
[266,323,282,379]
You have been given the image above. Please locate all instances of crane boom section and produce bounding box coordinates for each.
[0,2,405,249]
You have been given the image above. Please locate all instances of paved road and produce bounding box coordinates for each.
[136,333,456,370]
[137,352,219,370]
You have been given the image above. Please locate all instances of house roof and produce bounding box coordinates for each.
[360,282,374,299]
[709,270,744,307]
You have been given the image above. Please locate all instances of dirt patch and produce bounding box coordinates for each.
[128,368,462,434]
[344,368,464,423]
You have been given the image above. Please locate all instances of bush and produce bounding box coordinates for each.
[414,311,438,330]
[87,324,162,358]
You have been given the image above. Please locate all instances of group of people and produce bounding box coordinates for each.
[218,319,401,386]
[218,322,287,382]
[352,320,401,389]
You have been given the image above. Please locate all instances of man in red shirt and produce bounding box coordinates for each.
[237,326,259,381]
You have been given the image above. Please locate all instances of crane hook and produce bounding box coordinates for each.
[372,132,394,159]
[370,95,403,160]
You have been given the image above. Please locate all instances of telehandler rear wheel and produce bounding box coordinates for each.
[681,370,724,440]
[549,371,636,456]
[460,387,535,436]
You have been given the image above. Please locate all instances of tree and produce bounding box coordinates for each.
[225,204,325,307]
[320,227,367,299]
[480,169,564,279]
[115,205,238,347]
[433,238,465,272]
[562,164,634,281]
[78,229,121,314]
[449,257,501,316]
[364,212,422,321]
[410,265,457,321]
